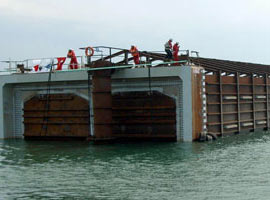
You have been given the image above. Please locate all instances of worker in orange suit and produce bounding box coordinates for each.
[129,45,140,65]
[67,49,78,69]
[173,42,180,65]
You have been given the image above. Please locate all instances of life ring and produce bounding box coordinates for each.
[85,46,94,57]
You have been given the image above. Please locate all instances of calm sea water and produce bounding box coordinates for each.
[1,132,270,199]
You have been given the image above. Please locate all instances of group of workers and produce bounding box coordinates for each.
[129,39,180,65]
[44,41,180,72]
[164,38,180,62]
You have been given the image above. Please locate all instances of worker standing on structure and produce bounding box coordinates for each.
[164,39,173,60]
[173,42,180,65]
[67,49,78,69]
[129,45,140,65]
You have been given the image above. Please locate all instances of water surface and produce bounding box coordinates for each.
[1,132,270,199]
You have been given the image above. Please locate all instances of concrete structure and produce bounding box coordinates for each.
[4,46,270,142]
[0,66,198,142]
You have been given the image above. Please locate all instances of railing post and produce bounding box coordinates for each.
[81,56,84,68]
[124,51,129,65]
[109,48,112,63]
[9,60,11,72]
[146,56,150,63]
[87,56,91,65]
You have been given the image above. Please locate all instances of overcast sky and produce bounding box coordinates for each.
[1,0,270,64]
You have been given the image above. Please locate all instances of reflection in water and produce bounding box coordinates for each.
[1,132,270,199]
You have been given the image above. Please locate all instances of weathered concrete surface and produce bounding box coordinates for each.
[0,66,193,141]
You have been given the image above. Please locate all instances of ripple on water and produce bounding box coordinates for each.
[1,132,270,199]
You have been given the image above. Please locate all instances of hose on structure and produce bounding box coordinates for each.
[40,61,54,136]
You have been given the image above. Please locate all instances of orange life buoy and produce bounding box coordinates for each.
[85,46,94,57]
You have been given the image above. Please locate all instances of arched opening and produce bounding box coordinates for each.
[23,93,90,139]
[112,91,177,141]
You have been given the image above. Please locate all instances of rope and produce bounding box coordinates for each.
[148,66,153,135]
[40,61,54,136]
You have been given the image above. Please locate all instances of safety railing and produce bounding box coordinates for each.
[0,59,189,75]
[0,46,194,75]
[0,56,87,74]
[45,60,190,73]
[0,48,132,74]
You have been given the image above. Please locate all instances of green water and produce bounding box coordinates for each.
[1,132,270,199]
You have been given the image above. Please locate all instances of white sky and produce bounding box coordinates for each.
[1,0,270,64]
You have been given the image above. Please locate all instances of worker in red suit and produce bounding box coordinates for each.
[67,49,78,69]
[173,42,180,65]
[129,45,140,65]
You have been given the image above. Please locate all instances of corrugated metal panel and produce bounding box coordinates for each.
[13,90,23,138]
[112,79,183,140]
[23,94,90,137]
[189,57,270,75]
[13,84,90,138]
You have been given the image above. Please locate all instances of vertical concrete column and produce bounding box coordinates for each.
[0,84,5,138]
[92,70,113,140]
[0,84,14,138]
[179,67,193,142]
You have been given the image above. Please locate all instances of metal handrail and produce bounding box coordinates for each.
[55,60,189,73]
[0,55,86,73]
[0,46,194,75]
[0,59,188,75]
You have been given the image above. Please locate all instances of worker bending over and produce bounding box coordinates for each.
[67,49,78,69]
[173,42,180,65]
[164,39,173,60]
[129,45,140,65]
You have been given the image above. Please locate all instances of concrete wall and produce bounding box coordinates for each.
[0,66,193,141]
[3,85,14,138]
[112,66,193,141]
[0,71,88,139]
